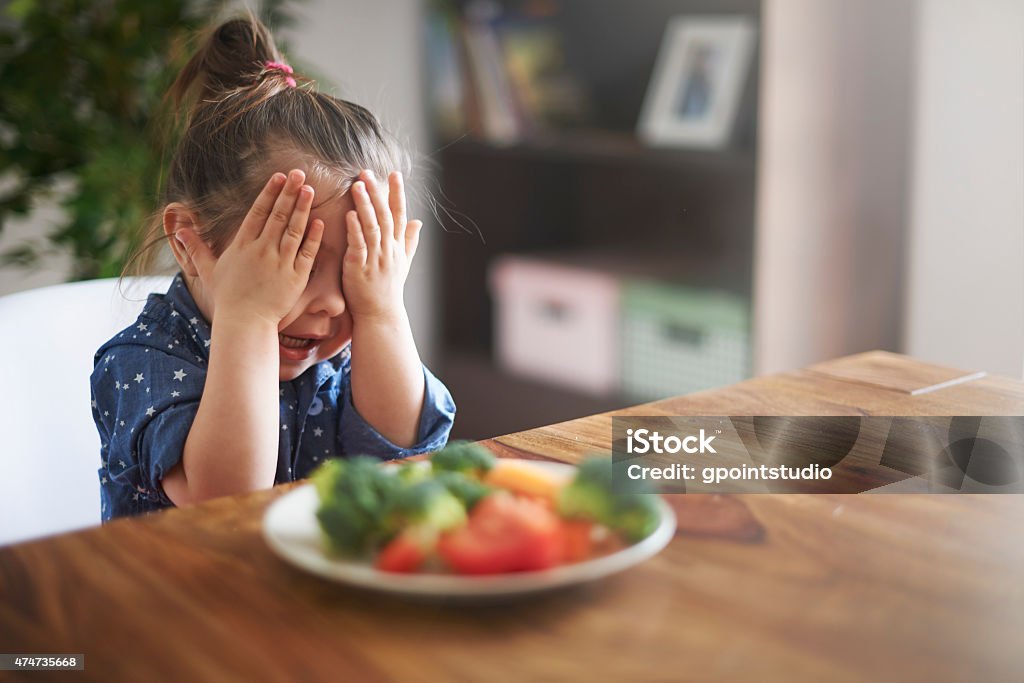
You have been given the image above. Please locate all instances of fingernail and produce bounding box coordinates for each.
[271,173,286,186]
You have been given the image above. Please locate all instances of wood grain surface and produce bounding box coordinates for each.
[1,351,1022,682]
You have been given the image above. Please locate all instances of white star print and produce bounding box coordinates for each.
[101,476,108,484]
[313,427,324,437]
[145,407,156,417]
[134,373,144,383]
[171,390,181,398]
[133,493,139,501]
[171,310,179,317]
[282,424,288,431]
[173,369,187,381]
[104,410,109,416]
[120,420,125,427]
[119,459,126,468]
[137,323,148,332]
[115,381,121,390]
[204,339,211,347]
[189,317,199,325]
[91,399,97,409]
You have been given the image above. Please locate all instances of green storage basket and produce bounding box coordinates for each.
[621,281,750,401]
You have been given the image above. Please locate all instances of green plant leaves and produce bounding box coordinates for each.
[0,0,302,280]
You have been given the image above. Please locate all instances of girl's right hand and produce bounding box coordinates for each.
[175,169,324,328]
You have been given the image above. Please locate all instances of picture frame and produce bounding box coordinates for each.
[638,17,756,149]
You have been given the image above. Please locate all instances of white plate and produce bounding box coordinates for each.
[261,460,676,598]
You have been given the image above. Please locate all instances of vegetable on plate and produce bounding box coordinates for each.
[310,441,660,575]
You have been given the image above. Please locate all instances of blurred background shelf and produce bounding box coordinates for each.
[438,132,757,170]
[427,0,762,441]
[439,351,632,439]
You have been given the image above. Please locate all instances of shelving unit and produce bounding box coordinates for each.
[427,0,762,440]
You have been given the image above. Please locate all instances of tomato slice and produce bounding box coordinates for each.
[375,528,434,573]
[437,492,563,574]
[558,520,595,563]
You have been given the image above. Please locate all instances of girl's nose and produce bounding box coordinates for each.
[309,284,346,318]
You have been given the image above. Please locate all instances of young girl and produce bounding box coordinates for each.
[91,17,454,521]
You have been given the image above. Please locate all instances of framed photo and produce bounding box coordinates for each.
[638,17,756,148]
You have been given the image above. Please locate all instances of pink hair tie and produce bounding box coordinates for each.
[264,60,296,88]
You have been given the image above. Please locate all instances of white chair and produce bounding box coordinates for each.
[0,276,174,546]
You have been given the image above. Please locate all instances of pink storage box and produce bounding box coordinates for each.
[488,255,620,395]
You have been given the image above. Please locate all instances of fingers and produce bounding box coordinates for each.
[389,171,407,243]
[263,169,307,243]
[237,172,287,241]
[345,209,368,269]
[351,180,381,253]
[174,227,217,281]
[360,170,394,246]
[280,183,315,257]
[295,218,325,274]
[405,220,422,262]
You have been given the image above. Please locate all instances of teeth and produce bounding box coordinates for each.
[279,333,315,349]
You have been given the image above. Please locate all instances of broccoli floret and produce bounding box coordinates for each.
[607,495,660,542]
[434,470,493,510]
[395,460,430,485]
[384,479,467,536]
[557,456,660,541]
[311,457,346,502]
[429,441,496,477]
[311,456,402,556]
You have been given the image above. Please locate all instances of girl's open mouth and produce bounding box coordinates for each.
[279,333,319,361]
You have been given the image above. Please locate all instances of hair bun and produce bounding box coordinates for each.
[170,16,286,112]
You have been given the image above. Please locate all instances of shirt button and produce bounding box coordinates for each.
[308,396,324,416]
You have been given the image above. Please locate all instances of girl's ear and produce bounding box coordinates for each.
[163,203,201,277]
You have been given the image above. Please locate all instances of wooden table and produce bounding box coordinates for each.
[2,351,1022,682]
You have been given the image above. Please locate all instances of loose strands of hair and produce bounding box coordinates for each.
[123,14,420,279]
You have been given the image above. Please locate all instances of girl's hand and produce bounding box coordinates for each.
[175,169,324,327]
[342,170,423,322]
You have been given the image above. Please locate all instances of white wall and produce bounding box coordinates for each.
[755,0,916,374]
[904,0,1024,378]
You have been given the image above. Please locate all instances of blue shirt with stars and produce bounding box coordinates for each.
[91,274,456,521]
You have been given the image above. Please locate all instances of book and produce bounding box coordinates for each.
[460,9,523,144]
[424,8,466,139]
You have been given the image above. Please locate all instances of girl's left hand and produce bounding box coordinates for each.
[342,169,423,322]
